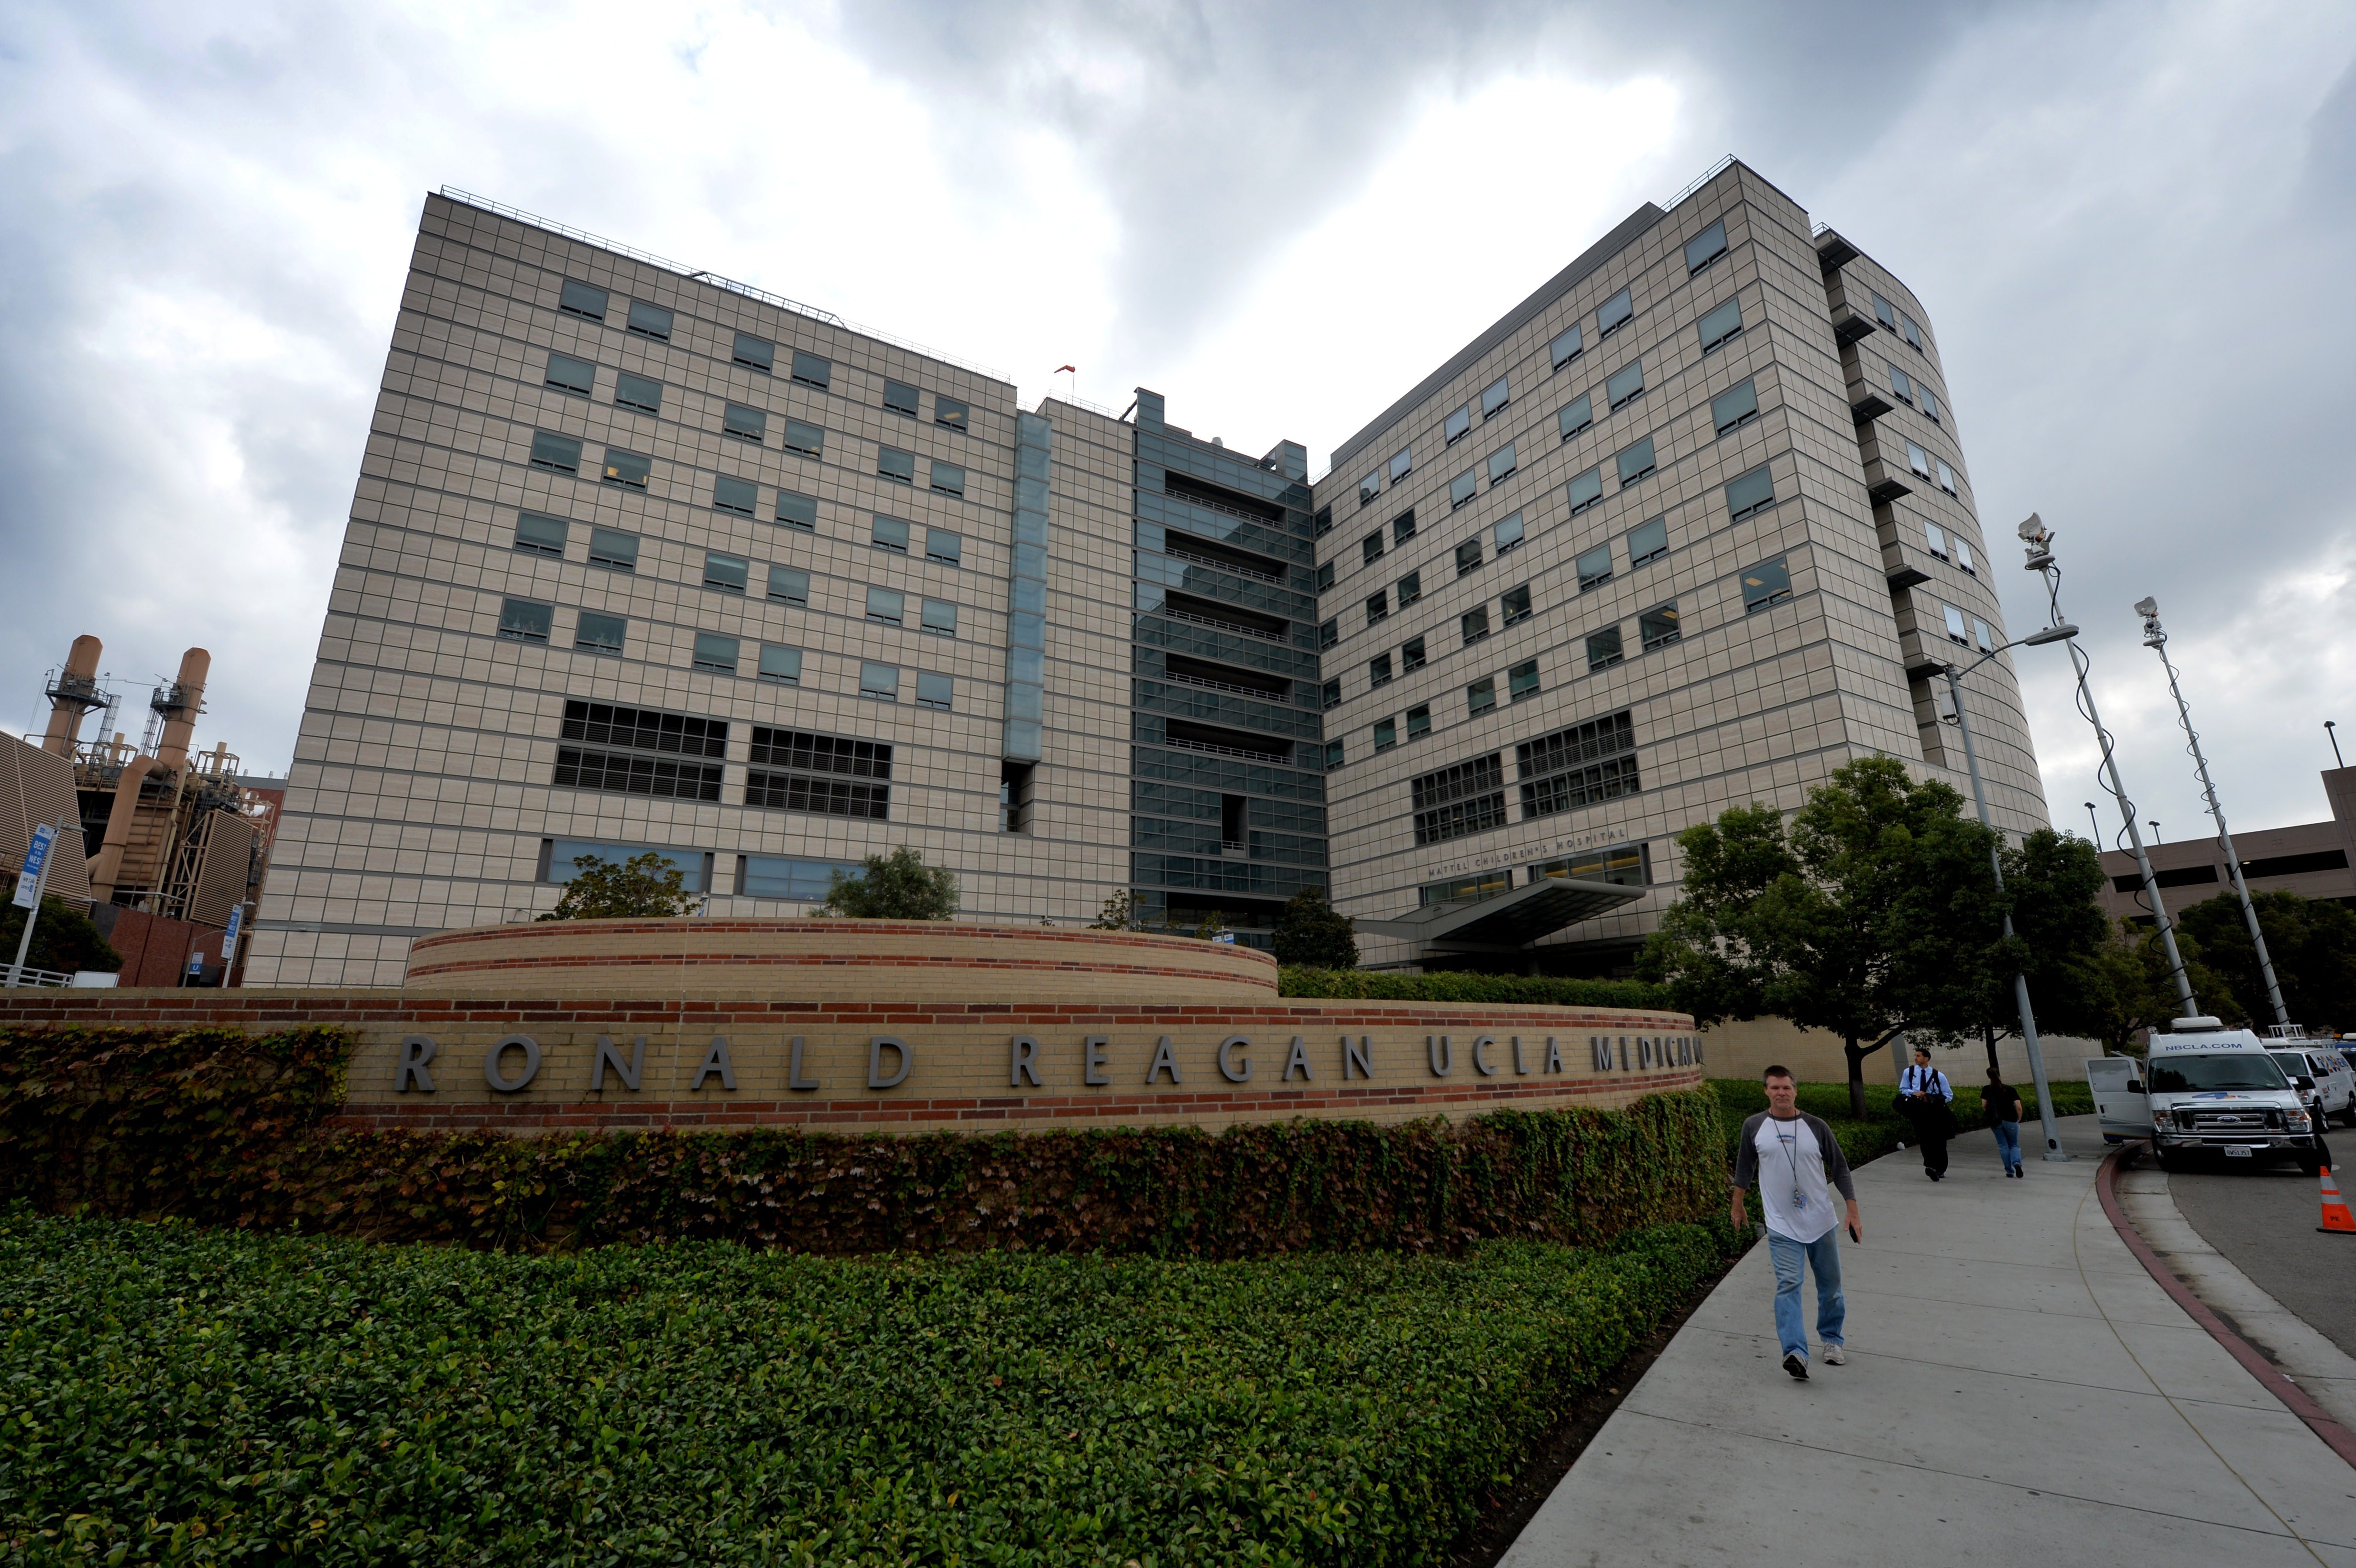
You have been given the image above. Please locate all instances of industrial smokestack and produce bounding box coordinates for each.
[153,647,210,772]
[87,754,156,904]
[40,634,103,756]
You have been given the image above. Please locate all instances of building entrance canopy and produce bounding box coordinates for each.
[1355,876,1643,954]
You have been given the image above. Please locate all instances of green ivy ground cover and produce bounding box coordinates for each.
[1709,1078,2096,1170]
[0,1207,1742,1566]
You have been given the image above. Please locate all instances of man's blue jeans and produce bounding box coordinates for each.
[1994,1120,2022,1171]
[1767,1229,1845,1361]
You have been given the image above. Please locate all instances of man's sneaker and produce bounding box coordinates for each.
[1783,1352,1810,1380]
[1821,1344,1847,1366]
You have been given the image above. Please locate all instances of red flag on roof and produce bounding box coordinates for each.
[1054,365,1076,374]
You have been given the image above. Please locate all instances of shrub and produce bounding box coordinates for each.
[822,846,959,919]
[1273,887,1359,968]
[1279,966,1673,1010]
[0,894,121,975]
[535,851,698,919]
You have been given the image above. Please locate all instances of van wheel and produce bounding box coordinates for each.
[2297,1155,2325,1177]
[2152,1143,2182,1173]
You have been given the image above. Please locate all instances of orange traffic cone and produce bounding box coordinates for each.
[2321,1166,2356,1236]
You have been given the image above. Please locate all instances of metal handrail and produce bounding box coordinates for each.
[1158,670,1293,702]
[1664,154,1738,212]
[1165,544,1285,585]
[1164,488,1275,528]
[1162,736,1293,763]
[438,187,1014,387]
[1149,607,1288,643]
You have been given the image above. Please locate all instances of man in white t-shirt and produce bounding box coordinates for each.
[1732,1064,1863,1380]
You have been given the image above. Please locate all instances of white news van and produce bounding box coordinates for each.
[2088,1015,2328,1174]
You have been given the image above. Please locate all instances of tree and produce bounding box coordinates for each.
[0,895,123,975]
[537,853,700,921]
[1273,887,1358,968]
[1089,890,1144,931]
[1639,756,2021,1117]
[1971,828,2114,1062]
[2056,918,2242,1058]
[822,847,959,920]
[2178,889,2356,1032]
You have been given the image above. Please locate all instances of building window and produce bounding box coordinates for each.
[1500,585,1532,626]
[1323,739,1345,769]
[559,699,727,759]
[1363,530,1385,566]
[1925,521,1949,560]
[1942,603,1971,644]
[746,728,893,819]
[1905,439,1933,480]
[691,633,740,674]
[1397,637,1430,676]
[1467,676,1497,716]
[1639,602,1681,651]
[1365,590,1389,626]
[866,587,905,626]
[1742,557,1793,612]
[1596,286,1634,338]
[1508,658,1541,701]
[1577,543,1614,591]
[1494,512,1525,554]
[740,853,864,897]
[1900,314,1924,350]
[1684,219,1728,273]
[1316,560,1336,592]
[878,446,916,484]
[626,301,672,340]
[601,448,651,488]
[529,431,582,474]
[1374,716,1397,751]
[497,598,552,643]
[757,645,803,685]
[558,279,608,320]
[920,598,957,636]
[1487,443,1517,485]
[768,565,810,606]
[930,460,966,497]
[1396,568,1422,607]
[1888,363,1913,404]
[1531,842,1649,887]
[1936,459,1958,496]
[1627,517,1669,567]
[1974,617,1997,653]
[1319,618,1339,650]
[1558,395,1594,441]
[1606,360,1645,411]
[545,351,595,396]
[723,403,767,442]
[1953,538,1975,574]
[1405,703,1432,739]
[613,371,662,414]
[1481,376,1511,419]
[935,396,969,431]
[589,526,639,571]
[916,672,954,710]
[575,611,626,654]
[1442,404,1474,446]
[791,350,831,390]
[1615,436,1656,486]
[859,661,900,700]
[1321,677,1342,708]
[1725,464,1775,521]
[872,515,910,553]
[1550,325,1583,369]
[1712,379,1759,436]
[1449,469,1478,509]
[1369,653,1393,688]
[704,551,750,593]
[733,332,774,372]
[1920,386,1941,423]
[513,511,568,558]
[883,379,919,416]
[1393,508,1418,546]
[1567,466,1604,516]
[1358,472,1381,507]
[1314,505,1333,538]
[776,490,818,531]
[1455,536,1485,577]
[1698,297,1743,353]
[1587,625,1624,671]
[713,475,758,516]
[1871,293,1897,330]
[1389,447,1413,484]
[1462,606,1491,645]
[1517,710,1639,820]
[927,528,962,566]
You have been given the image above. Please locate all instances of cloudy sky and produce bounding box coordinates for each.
[2,0,2353,846]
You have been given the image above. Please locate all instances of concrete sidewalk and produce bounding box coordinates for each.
[1500,1116,2356,1567]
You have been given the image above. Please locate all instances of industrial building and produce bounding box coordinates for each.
[240,158,2046,987]
[2095,763,2356,927]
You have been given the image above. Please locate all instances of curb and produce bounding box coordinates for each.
[2095,1143,2356,1472]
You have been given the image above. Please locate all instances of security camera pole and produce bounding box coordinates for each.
[2137,597,2289,1028]
[1941,623,2080,1161]
[2019,515,2199,1017]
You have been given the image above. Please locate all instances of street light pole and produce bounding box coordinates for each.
[2019,514,2199,1017]
[2330,720,2345,770]
[2084,802,2102,842]
[1942,622,2078,1162]
[2137,597,2289,1029]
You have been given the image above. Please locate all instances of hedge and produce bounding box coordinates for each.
[1710,1077,2098,1169]
[1277,967,1673,1009]
[0,1026,1725,1257]
[0,1209,1743,1565]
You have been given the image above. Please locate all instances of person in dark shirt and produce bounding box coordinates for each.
[1985,1067,2025,1177]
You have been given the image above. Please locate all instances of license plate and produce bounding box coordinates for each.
[2223,1145,2253,1158]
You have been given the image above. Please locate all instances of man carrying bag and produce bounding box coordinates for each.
[1898,1046,1957,1181]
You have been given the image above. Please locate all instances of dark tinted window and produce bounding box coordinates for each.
[1726,464,1775,520]
[733,332,774,372]
[1481,376,1510,418]
[1684,220,1727,272]
[1445,404,1471,444]
[1742,556,1792,611]
[723,403,767,441]
[589,527,638,570]
[545,351,595,396]
[884,379,920,416]
[1550,326,1583,369]
[626,300,672,340]
[791,350,831,389]
[1558,395,1593,440]
[529,432,582,473]
[1606,360,1645,410]
[1627,517,1668,567]
[1699,297,1743,352]
[767,566,810,606]
[575,612,626,654]
[783,419,824,457]
[878,446,916,483]
[1712,379,1759,435]
[1616,437,1656,485]
[601,448,650,488]
[929,460,966,497]
[776,490,818,530]
[614,371,662,414]
[712,475,758,516]
[935,396,969,430]
[497,599,552,642]
[704,551,750,592]
[2149,1054,2289,1093]
[558,279,608,320]
[1596,287,1633,337]
[514,512,568,557]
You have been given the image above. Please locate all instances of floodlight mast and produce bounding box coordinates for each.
[2019,515,2199,1016]
[2137,598,2289,1028]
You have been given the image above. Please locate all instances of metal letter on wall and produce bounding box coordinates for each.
[1217,1034,1252,1084]
[1344,1035,1373,1079]
[1010,1034,1043,1089]
[694,1036,737,1091]
[484,1034,541,1093]
[1428,1034,1453,1077]
[1281,1036,1311,1082]
[868,1035,913,1089]
[590,1034,645,1092]
[1472,1035,1498,1077]
[1083,1034,1111,1086]
[395,1034,437,1093]
[1546,1037,1564,1074]
[1145,1035,1182,1085]
[788,1036,819,1091]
